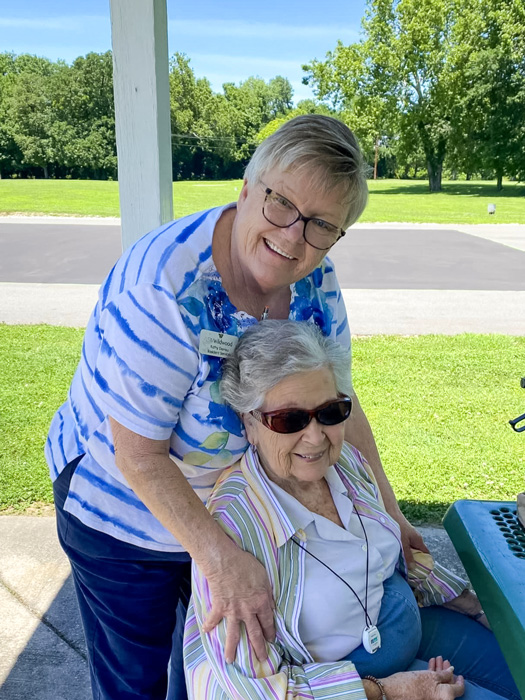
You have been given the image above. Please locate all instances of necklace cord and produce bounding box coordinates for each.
[291,503,373,627]
[354,506,370,623]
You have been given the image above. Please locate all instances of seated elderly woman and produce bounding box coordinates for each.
[184,320,519,700]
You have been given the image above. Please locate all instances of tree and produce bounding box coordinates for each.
[169,57,295,178]
[266,76,294,119]
[56,52,117,177]
[304,13,400,180]
[3,51,117,179]
[169,52,239,179]
[0,49,296,180]
[222,76,294,160]
[6,63,60,177]
[0,53,23,177]
[448,0,525,189]
[305,0,478,192]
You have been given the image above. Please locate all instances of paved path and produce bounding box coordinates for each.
[2,219,525,289]
[1,217,525,333]
[0,514,467,700]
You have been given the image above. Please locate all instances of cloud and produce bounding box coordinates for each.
[169,18,358,42]
[0,15,106,32]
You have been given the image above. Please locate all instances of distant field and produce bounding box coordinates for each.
[1,326,524,523]
[0,178,524,224]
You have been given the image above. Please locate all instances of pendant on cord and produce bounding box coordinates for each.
[362,625,381,654]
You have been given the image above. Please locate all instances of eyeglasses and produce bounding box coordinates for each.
[262,187,345,251]
[250,396,352,434]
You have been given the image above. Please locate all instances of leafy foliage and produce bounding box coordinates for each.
[304,0,525,191]
[0,50,296,181]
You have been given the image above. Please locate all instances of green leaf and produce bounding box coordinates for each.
[210,380,223,404]
[182,451,212,466]
[209,449,234,467]
[199,431,229,450]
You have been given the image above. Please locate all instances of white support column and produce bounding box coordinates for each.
[110,0,173,250]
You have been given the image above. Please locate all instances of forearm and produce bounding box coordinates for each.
[345,393,401,517]
[112,429,236,574]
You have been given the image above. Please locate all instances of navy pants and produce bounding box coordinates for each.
[53,457,192,700]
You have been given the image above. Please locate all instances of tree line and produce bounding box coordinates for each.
[1,0,523,191]
[0,50,303,181]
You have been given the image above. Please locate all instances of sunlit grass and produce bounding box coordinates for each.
[1,325,523,523]
[0,178,524,223]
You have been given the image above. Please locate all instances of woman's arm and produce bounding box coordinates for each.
[344,392,430,563]
[110,418,275,661]
[442,589,489,628]
[187,556,369,700]
[187,556,465,700]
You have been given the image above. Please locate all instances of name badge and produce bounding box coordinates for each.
[199,330,238,358]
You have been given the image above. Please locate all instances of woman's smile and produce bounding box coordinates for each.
[263,238,297,260]
[294,449,327,462]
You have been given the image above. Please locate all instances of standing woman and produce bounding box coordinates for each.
[46,115,424,699]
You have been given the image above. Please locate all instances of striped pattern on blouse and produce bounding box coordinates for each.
[45,204,351,551]
[184,443,467,699]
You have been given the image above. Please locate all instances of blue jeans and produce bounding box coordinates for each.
[344,571,520,700]
[54,456,191,700]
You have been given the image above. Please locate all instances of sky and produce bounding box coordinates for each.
[0,0,367,103]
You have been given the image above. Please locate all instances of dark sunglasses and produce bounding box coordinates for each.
[250,396,352,434]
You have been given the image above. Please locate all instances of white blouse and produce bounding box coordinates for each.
[264,465,400,662]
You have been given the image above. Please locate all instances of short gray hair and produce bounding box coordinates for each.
[220,320,352,414]
[244,115,368,229]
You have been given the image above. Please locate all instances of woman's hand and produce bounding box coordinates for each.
[201,543,276,664]
[428,656,453,672]
[382,665,465,700]
[442,588,490,629]
[392,508,431,566]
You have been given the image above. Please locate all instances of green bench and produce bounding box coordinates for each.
[443,499,525,698]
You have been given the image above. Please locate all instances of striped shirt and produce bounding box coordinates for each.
[264,467,401,661]
[44,204,351,551]
[184,443,467,699]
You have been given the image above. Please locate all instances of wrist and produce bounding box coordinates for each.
[363,675,387,700]
[194,526,240,577]
[384,498,403,520]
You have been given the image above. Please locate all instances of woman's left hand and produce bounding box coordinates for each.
[428,656,453,673]
[393,509,430,567]
[442,589,490,629]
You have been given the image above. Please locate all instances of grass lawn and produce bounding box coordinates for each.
[1,326,523,523]
[0,178,524,223]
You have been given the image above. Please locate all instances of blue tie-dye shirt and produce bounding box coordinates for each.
[45,204,351,551]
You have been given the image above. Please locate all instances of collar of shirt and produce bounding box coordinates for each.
[242,446,367,547]
[240,443,403,550]
[260,463,356,537]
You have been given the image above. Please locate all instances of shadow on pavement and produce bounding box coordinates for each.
[1,575,90,700]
